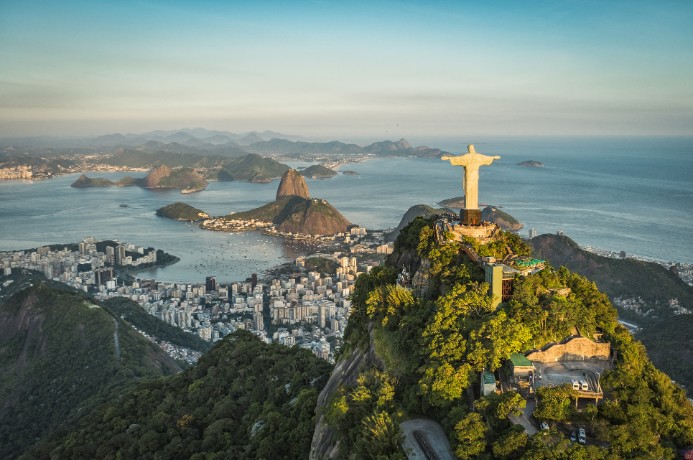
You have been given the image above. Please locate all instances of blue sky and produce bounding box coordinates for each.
[1,0,692,138]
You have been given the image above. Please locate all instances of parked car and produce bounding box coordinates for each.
[570,431,577,442]
[541,421,550,431]
[578,427,586,444]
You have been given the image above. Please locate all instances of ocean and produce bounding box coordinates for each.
[1,136,691,283]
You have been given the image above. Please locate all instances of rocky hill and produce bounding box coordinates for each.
[71,165,207,192]
[231,169,351,235]
[481,206,523,231]
[301,164,337,179]
[233,195,351,235]
[385,204,452,242]
[0,272,180,459]
[142,164,172,187]
[156,202,209,221]
[217,153,289,182]
[70,173,115,187]
[310,218,693,458]
[276,168,310,199]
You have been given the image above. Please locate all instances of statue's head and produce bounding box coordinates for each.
[468,144,476,153]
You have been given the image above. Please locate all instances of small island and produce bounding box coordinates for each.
[156,202,209,221]
[301,164,337,179]
[71,165,207,193]
[71,174,138,188]
[517,160,544,167]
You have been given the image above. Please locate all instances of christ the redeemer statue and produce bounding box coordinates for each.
[442,144,500,225]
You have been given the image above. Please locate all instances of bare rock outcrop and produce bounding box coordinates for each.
[143,164,172,188]
[276,168,310,200]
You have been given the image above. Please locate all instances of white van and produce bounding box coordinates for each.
[572,380,580,390]
[580,380,589,391]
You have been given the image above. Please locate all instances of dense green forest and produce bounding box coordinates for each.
[156,202,209,221]
[325,217,693,458]
[30,331,332,459]
[0,273,179,459]
[531,233,693,389]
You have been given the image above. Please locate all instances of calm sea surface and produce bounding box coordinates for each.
[1,136,691,282]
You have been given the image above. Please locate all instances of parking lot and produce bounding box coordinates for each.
[533,360,610,393]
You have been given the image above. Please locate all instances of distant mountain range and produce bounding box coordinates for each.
[91,128,304,148]
[2,127,449,159]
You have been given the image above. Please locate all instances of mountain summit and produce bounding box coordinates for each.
[232,169,350,235]
[276,168,310,200]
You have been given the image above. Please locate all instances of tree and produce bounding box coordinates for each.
[534,384,576,422]
[453,412,487,459]
[419,362,472,407]
[491,427,528,459]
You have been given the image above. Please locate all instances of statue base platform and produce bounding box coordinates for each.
[438,219,500,244]
[460,209,482,226]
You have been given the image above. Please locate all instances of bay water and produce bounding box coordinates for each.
[1,136,691,283]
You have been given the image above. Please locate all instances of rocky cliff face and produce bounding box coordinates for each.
[310,323,384,459]
[143,164,172,188]
[276,168,310,200]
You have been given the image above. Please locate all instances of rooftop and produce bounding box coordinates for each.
[509,352,533,367]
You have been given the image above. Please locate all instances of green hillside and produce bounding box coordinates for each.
[230,195,351,235]
[302,164,337,178]
[318,217,693,459]
[32,330,332,459]
[531,234,693,318]
[156,202,209,221]
[531,233,693,389]
[0,272,180,459]
[217,153,289,181]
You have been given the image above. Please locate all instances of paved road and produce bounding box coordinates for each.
[401,419,454,460]
[509,398,537,435]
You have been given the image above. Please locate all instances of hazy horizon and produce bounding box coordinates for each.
[2,1,692,138]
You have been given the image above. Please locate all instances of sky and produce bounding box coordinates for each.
[1,0,692,139]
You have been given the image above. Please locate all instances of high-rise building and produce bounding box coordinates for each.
[529,228,538,239]
[206,276,216,292]
[115,245,126,266]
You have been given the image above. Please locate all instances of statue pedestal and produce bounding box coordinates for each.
[461,209,482,226]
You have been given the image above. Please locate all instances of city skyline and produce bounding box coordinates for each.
[2,0,692,138]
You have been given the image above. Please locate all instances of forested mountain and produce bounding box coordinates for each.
[531,233,693,390]
[4,218,692,459]
[311,217,693,458]
[29,331,332,459]
[0,272,180,459]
